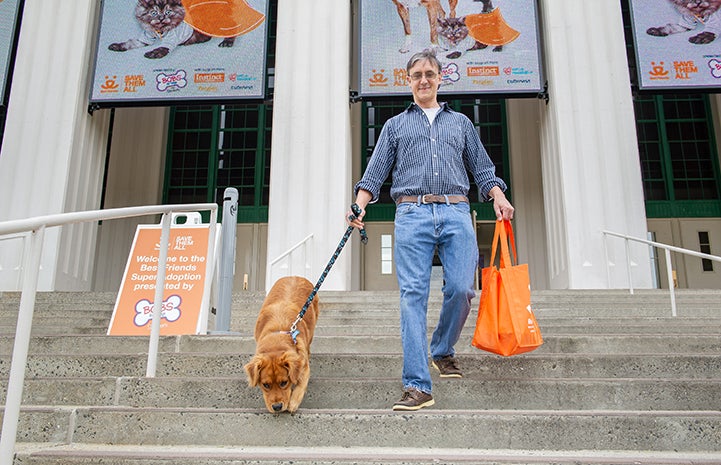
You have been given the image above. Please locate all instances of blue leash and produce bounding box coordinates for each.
[289,203,367,343]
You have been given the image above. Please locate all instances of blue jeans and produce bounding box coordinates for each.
[394,200,477,394]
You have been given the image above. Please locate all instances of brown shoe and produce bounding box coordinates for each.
[392,387,435,411]
[432,355,463,378]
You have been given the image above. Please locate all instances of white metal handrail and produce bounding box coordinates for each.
[267,234,314,289]
[0,203,218,464]
[269,233,314,267]
[602,229,721,317]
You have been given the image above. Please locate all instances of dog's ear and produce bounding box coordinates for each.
[244,355,264,387]
[281,352,303,385]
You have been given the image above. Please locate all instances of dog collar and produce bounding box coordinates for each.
[276,330,300,344]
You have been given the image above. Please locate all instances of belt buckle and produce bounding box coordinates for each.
[421,194,433,204]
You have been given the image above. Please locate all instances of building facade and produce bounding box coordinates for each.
[0,0,719,293]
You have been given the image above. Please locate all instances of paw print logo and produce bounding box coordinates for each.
[134,295,182,327]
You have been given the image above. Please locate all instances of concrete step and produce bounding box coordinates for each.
[4,313,721,335]
[14,443,721,465]
[9,406,721,452]
[4,353,719,379]
[9,333,721,354]
[2,333,720,358]
[8,376,721,411]
[2,289,719,313]
[3,289,720,464]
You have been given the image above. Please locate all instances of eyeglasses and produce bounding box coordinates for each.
[410,71,438,81]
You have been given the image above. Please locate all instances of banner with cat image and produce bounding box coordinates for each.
[0,0,21,104]
[90,0,269,105]
[358,0,543,97]
[629,0,721,90]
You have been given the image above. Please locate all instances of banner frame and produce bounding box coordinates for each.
[88,0,270,107]
[356,0,545,99]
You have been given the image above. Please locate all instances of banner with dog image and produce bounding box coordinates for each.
[0,0,20,104]
[108,224,215,336]
[358,0,543,97]
[90,0,269,105]
[629,0,721,90]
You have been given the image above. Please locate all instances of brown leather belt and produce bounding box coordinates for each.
[396,194,469,205]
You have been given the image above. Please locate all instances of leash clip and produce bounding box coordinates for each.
[289,315,302,344]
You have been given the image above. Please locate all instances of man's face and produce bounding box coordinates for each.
[407,59,441,106]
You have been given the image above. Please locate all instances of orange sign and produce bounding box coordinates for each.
[108,225,213,336]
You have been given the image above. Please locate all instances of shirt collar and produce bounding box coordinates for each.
[406,102,449,113]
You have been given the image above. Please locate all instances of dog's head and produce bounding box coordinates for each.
[244,350,303,413]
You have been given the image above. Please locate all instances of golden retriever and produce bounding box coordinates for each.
[244,276,319,413]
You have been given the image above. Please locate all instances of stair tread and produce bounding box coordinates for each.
[14,443,721,465]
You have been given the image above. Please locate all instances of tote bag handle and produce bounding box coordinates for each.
[489,220,517,269]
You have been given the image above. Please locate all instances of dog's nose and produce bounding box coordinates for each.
[272,403,283,412]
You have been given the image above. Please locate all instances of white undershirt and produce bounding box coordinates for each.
[422,106,441,125]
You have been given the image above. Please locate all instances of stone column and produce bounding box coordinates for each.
[537,0,653,289]
[0,1,110,290]
[265,0,353,291]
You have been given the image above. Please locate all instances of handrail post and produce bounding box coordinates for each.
[0,226,45,464]
[215,188,238,333]
[603,233,611,288]
[625,238,634,295]
[146,213,172,377]
[664,248,677,317]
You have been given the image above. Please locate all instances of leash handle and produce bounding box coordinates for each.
[349,203,368,244]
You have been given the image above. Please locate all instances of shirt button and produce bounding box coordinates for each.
[434,172,438,176]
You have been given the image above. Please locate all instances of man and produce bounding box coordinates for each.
[348,50,514,411]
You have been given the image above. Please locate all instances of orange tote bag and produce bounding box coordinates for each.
[472,220,543,356]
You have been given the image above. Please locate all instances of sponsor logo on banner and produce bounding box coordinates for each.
[194,73,225,83]
[229,73,257,82]
[706,57,721,79]
[507,79,531,85]
[100,75,120,93]
[441,63,461,85]
[503,66,533,75]
[369,69,389,87]
[197,85,219,92]
[156,70,188,92]
[649,61,670,81]
[468,66,499,77]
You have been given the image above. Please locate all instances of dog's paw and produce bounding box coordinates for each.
[646,26,669,37]
[689,31,716,44]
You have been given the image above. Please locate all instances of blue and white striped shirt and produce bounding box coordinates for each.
[355,102,507,203]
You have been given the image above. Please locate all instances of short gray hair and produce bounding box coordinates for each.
[406,49,442,74]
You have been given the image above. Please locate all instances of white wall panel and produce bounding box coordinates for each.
[0,0,110,290]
